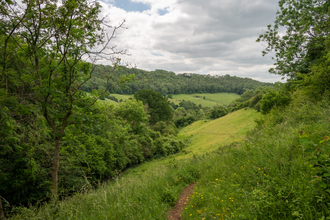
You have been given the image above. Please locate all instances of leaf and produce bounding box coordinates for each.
[304,149,315,153]
[317,182,327,189]
[299,137,314,145]
[323,173,330,177]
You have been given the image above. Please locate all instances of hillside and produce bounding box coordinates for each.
[179,108,259,155]
[11,108,260,219]
[81,66,272,95]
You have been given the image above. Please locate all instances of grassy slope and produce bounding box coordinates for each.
[177,108,259,156]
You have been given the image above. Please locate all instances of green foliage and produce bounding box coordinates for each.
[134,89,173,125]
[257,0,329,78]
[260,90,292,114]
[299,131,330,198]
[182,95,330,220]
[174,115,196,128]
[0,97,187,216]
[249,93,263,109]
[178,100,200,111]
[153,121,179,136]
[208,105,228,119]
[81,67,272,95]
[114,99,149,133]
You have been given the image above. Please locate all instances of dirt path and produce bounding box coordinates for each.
[168,183,197,220]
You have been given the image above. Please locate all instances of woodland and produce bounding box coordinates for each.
[1,0,330,219]
[81,66,271,96]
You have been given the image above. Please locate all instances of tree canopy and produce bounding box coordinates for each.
[134,89,173,125]
[257,0,330,78]
[0,0,134,203]
[81,67,272,95]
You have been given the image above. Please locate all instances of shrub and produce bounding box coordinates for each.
[209,105,228,119]
[260,90,291,114]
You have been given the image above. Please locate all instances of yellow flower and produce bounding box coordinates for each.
[216,179,218,181]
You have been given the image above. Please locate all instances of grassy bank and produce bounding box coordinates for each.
[182,97,330,219]
[179,108,259,156]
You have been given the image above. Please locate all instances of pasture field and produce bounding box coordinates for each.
[109,93,133,101]
[170,93,240,107]
[108,93,239,107]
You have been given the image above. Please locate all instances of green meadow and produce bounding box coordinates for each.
[108,93,239,108]
[109,94,134,101]
[171,93,240,107]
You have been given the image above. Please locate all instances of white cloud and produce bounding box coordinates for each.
[97,0,283,83]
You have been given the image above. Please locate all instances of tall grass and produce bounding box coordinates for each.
[10,158,204,220]
[182,97,330,219]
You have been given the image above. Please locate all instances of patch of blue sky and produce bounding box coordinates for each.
[200,70,210,75]
[158,7,169,15]
[113,0,150,12]
[151,52,164,57]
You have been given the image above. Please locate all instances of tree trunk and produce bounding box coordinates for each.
[51,138,61,197]
[0,195,5,220]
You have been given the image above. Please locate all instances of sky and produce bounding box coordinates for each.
[97,0,284,83]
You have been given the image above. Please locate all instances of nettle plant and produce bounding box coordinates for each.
[299,131,330,190]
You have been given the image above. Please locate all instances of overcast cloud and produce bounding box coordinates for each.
[97,0,283,83]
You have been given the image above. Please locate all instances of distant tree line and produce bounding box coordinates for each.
[81,66,272,95]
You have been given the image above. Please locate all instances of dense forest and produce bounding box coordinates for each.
[81,66,272,95]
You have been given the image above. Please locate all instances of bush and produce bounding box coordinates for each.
[153,121,179,136]
[260,90,292,114]
[174,115,196,128]
[209,105,228,119]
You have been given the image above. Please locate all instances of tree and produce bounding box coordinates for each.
[209,105,228,119]
[0,0,133,203]
[257,0,330,78]
[134,89,173,124]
